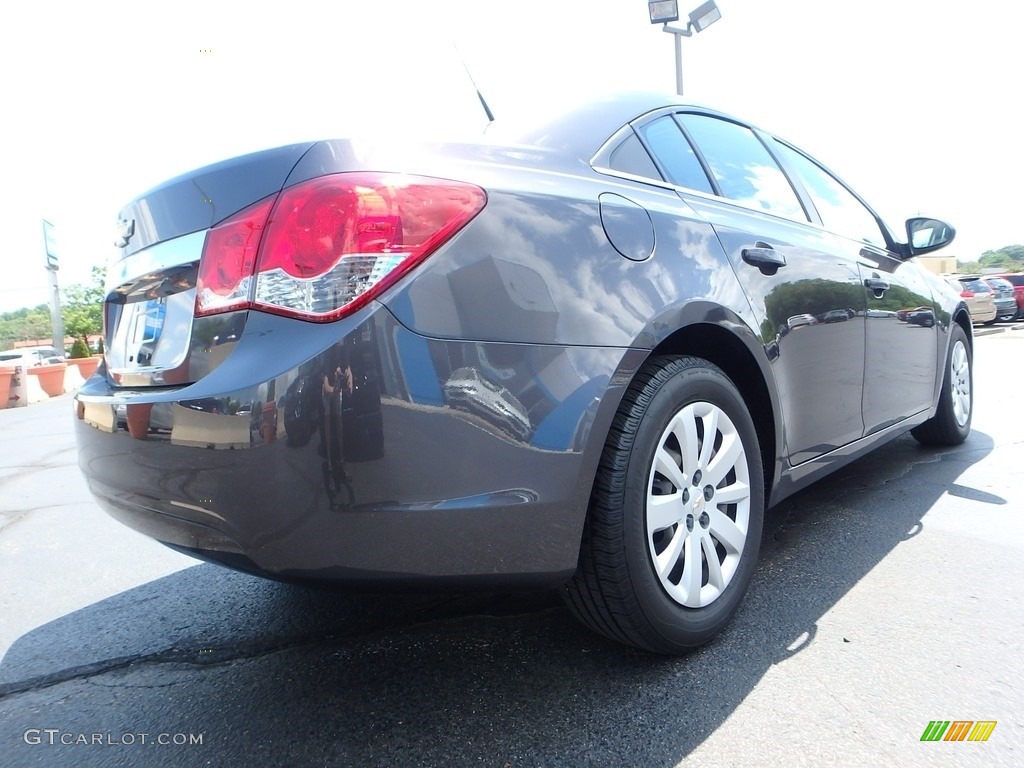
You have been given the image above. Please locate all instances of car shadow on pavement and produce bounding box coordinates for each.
[0,431,996,768]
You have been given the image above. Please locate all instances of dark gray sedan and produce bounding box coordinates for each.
[75,93,971,654]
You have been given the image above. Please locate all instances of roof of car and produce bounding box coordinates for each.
[488,92,728,160]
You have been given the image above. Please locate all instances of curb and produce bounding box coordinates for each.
[975,322,1024,337]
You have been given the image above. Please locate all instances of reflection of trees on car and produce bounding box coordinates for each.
[763,278,923,330]
[763,278,859,329]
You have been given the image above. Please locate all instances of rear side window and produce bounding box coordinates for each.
[637,117,714,194]
[1001,274,1024,286]
[676,114,807,223]
[608,132,663,180]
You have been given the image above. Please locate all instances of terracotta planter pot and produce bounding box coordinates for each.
[0,368,13,409]
[126,403,154,439]
[27,362,67,397]
[68,356,102,379]
[261,401,278,445]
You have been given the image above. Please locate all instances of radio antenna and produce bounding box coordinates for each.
[453,43,495,123]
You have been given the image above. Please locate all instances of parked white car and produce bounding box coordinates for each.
[0,346,64,369]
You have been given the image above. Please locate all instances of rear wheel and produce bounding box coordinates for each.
[564,356,764,654]
[911,324,972,446]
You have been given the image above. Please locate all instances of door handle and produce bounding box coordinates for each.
[863,277,890,291]
[742,243,786,275]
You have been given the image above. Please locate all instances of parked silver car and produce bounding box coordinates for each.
[982,276,1017,322]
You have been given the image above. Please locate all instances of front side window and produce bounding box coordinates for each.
[772,140,887,247]
[676,114,807,222]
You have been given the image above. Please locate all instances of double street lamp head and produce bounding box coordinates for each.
[648,0,722,34]
[648,1,722,96]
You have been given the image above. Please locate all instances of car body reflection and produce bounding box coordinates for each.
[443,367,532,442]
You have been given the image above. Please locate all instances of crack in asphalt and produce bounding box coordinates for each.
[0,605,563,701]
[0,502,93,534]
[0,462,79,490]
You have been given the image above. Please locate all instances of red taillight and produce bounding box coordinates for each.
[960,290,974,298]
[195,173,486,322]
[196,196,275,316]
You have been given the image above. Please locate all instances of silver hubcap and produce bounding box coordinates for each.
[646,401,751,608]
[950,339,970,427]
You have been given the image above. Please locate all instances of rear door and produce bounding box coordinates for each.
[635,112,867,465]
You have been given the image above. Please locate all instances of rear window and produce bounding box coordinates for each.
[637,117,714,193]
[608,132,663,180]
[1000,274,1024,286]
[961,278,990,293]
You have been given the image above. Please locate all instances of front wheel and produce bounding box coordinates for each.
[911,324,972,446]
[564,356,764,654]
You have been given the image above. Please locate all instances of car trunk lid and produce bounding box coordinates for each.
[104,142,315,387]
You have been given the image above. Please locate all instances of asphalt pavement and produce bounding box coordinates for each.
[1,330,1022,767]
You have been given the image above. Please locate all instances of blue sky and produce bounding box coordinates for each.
[2,0,1021,312]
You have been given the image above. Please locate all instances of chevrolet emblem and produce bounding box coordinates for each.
[115,217,135,248]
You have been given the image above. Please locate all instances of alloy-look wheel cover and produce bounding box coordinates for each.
[646,401,751,608]
[950,339,971,428]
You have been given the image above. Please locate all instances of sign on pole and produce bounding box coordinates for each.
[42,219,65,354]
[43,219,59,271]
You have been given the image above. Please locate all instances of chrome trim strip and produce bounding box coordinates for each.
[106,229,207,294]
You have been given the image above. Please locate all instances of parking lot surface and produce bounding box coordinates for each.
[1,331,1022,767]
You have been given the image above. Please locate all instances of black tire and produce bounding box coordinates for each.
[911,324,972,446]
[563,356,765,655]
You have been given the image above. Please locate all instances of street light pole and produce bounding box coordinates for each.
[673,29,684,96]
[667,24,692,95]
[648,1,722,97]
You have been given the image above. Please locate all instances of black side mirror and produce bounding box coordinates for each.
[906,217,956,256]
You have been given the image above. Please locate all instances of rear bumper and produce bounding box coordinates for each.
[993,298,1017,318]
[74,304,642,586]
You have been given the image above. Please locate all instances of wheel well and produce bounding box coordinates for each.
[954,310,972,352]
[647,323,776,505]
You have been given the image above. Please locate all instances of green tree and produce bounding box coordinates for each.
[61,266,106,353]
[978,245,1024,271]
[0,305,52,351]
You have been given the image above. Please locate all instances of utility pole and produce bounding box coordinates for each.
[42,219,65,355]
